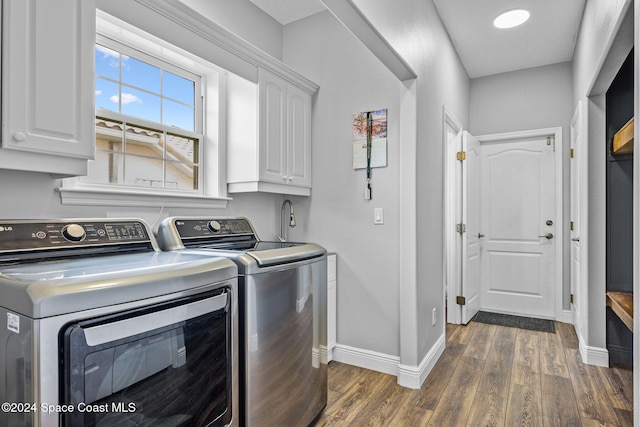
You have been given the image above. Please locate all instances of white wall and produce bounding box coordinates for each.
[282,11,404,358]
[572,0,631,101]
[469,62,573,313]
[178,0,283,61]
[284,0,470,371]
[470,63,573,136]
[351,0,470,366]
[571,0,632,354]
[0,169,283,240]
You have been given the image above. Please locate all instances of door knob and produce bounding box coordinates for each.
[538,233,554,239]
[478,233,485,238]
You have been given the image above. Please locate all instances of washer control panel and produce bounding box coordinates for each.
[0,220,151,252]
[174,218,255,239]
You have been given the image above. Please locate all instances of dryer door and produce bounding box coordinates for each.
[60,289,232,427]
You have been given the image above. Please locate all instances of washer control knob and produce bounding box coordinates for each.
[62,224,86,242]
[207,220,221,233]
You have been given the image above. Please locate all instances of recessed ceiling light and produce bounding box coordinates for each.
[493,9,530,29]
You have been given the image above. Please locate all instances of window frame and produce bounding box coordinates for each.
[60,10,229,209]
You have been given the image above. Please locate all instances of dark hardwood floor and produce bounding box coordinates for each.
[312,321,633,426]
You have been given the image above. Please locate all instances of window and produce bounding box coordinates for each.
[62,12,227,208]
[87,41,202,191]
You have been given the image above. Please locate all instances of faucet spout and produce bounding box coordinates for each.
[280,199,296,242]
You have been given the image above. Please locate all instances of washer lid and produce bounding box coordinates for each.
[181,242,326,274]
[0,251,237,318]
[243,242,326,267]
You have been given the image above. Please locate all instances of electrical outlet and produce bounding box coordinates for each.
[432,308,437,326]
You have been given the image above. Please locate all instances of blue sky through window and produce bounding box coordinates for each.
[95,45,195,132]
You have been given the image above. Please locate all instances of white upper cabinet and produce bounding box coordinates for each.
[227,68,315,196]
[1,0,95,176]
[287,83,312,189]
[260,70,287,184]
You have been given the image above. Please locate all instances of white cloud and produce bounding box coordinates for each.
[111,93,143,105]
[96,45,118,58]
[95,90,102,96]
[96,45,121,68]
[96,45,130,68]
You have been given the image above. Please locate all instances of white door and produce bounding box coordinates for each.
[461,131,481,323]
[479,134,556,319]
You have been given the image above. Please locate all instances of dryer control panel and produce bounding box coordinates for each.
[0,219,154,254]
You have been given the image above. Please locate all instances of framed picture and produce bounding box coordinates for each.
[352,108,388,169]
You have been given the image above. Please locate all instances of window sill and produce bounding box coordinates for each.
[57,186,230,209]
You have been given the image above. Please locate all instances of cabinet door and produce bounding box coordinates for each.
[287,84,311,187]
[2,0,95,159]
[259,69,287,184]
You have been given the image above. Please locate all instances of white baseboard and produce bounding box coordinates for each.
[332,344,399,376]
[332,336,446,390]
[558,309,573,324]
[572,308,609,367]
[578,334,609,367]
[320,345,336,363]
[397,333,446,389]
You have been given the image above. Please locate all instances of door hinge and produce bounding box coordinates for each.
[456,223,466,234]
[456,151,467,161]
[456,296,466,306]
[570,221,574,231]
[547,136,556,152]
[570,294,574,304]
[570,148,574,158]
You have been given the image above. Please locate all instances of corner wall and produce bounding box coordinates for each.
[571,0,633,357]
[350,0,470,369]
[282,11,404,362]
[284,0,470,376]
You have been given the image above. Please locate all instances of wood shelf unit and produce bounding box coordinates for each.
[612,117,634,154]
[606,291,633,331]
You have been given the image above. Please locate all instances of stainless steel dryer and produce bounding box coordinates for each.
[0,219,238,427]
[156,217,327,427]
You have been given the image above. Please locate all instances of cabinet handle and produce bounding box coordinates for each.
[13,132,26,142]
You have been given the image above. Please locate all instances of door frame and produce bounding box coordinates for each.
[476,127,565,321]
[443,106,464,324]
[570,101,589,347]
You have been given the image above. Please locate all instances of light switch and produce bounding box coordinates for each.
[374,208,384,225]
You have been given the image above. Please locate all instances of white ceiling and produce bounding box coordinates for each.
[433,0,586,78]
[248,0,326,25]
[249,0,587,79]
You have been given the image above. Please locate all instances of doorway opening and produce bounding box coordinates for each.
[444,123,564,324]
[604,48,634,366]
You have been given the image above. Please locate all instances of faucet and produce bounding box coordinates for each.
[278,199,296,242]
